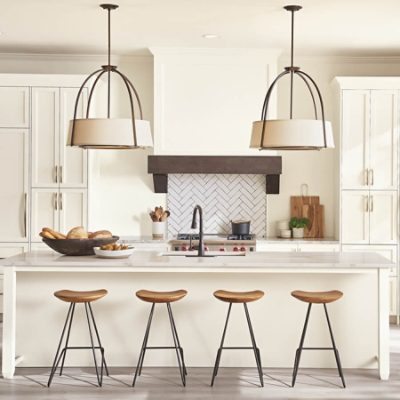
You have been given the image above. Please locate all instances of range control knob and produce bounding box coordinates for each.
[240,246,246,252]
[233,246,239,252]
[205,246,209,251]
[181,245,188,251]
[219,247,226,252]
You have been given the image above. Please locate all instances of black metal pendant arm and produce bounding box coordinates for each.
[86,69,108,118]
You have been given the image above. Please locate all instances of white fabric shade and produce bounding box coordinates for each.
[250,119,335,150]
[68,118,153,149]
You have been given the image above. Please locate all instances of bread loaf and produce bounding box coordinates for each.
[67,226,88,239]
[40,231,56,239]
[89,230,112,239]
[42,227,66,239]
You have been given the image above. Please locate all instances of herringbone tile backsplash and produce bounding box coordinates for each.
[167,174,267,237]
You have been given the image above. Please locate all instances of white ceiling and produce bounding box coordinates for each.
[1,0,399,57]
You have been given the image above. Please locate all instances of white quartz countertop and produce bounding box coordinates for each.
[0,250,392,273]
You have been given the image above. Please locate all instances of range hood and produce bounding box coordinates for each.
[148,155,282,194]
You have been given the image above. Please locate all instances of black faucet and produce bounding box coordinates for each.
[191,205,205,257]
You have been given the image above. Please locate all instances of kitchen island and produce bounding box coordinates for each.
[0,250,392,380]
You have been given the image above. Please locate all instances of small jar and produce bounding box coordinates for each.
[152,221,166,239]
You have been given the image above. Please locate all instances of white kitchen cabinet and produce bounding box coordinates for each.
[59,189,88,235]
[256,242,298,252]
[341,191,369,244]
[369,191,398,244]
[31,87,60,188]
[341,190,397,244]
[32,87,88,188]
[0,87,29,128]
[0,129,29,242]
[341,89,398,190]
[31,188,87,242]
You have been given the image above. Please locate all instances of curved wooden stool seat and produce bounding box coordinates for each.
[291,289,345,388]
[291,290,343,304]
[214,290,264,303]
[54,289,108,303]
[136,289,187,303]
[48,289,109,387]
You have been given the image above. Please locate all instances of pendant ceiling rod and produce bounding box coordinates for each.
[100,4,118,118]
[284,5,302,119]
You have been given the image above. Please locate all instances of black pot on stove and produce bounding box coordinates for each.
[231,220,251,236]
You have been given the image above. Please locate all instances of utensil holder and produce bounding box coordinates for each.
[152,221,166,239]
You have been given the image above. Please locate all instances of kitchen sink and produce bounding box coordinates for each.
[161,251,247,257]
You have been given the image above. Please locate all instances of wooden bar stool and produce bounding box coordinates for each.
[211,290,264,387]
[47,289,109,387]
[291,290,346,388]
[132,289,188,387]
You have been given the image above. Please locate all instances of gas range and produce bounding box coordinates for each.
[170,233,256,253]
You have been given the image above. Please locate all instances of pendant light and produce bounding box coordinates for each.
[69,4,153,149]
[250,5,334,150]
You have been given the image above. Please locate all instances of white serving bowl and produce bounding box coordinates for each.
[94,247,135,259]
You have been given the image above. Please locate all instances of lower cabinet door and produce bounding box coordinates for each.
[59,189,88,235]
[341,190,370,244]
[31,189,59,242]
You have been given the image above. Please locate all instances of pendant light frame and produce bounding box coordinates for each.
[253,5,332,150]
[70,3,149,149]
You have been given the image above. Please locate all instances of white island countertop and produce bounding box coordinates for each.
[0,250,393,273]
[0,250,392,380]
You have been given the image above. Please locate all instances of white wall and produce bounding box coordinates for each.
[0,53,165,237]
[268,55,400,238]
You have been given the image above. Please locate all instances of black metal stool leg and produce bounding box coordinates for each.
[211,302,232,387]
[166,303,186,386]
[243,303,264,387]
[59,303,76,376]
[324,304,346,388]
[88,302,109,376]
[292,303,312,387]
[47,303,74,387]
[84,302,103,387]
[132,303,155,387]
[167,302,187,376]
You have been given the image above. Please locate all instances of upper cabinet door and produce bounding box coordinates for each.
[0,129,29,242]
[341,190,370,244]
[59,87,88,188]
[369,90,398,190]
[341,90,370,189]
[0,87,29,128]
[369,191,398,244]
[31,88,60,188]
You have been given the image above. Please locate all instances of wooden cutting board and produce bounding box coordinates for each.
[290,196,324,238]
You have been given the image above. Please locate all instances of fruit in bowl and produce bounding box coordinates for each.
[94,243,135,259]
[40,226,119,256]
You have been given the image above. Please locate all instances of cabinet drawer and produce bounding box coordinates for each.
[298,244,340,252]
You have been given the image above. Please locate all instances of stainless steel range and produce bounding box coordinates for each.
[170,233,256,253]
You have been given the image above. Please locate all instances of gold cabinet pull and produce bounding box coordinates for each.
[54,193,58,210]
[370,195,374,212]
[365,169,369,185]
[365,195,369,212]
[59,192,63,211]
[54,166,58,183]
[59,166,63,184]
[370,169,374,186]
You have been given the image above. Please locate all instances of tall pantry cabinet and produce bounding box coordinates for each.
[0,74,90,256]
[333,77,400,318]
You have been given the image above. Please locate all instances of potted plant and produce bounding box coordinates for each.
[289,217,310,239]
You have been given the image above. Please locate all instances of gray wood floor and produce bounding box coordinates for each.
[1,326,400,399]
